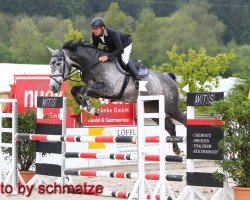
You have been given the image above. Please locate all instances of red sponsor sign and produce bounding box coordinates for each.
[14,75,75,128]
[82,99,135,126]
[13,75,135,127]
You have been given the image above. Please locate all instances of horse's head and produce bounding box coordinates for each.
[47,46,71,93]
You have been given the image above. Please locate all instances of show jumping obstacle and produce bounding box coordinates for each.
[176,92,233,200]
[1,91,233,199]
[0,99,18,192]
[64,152,184,162]
[16,133,184,143]
[13,96,178,199]
[15,95,183,200]
[64,169,183,181]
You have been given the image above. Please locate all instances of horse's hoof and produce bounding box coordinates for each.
[94,109,100,116]
[173,145,182,155]
[82,106,99,116]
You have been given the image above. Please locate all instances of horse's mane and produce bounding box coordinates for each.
[62,40,96,52]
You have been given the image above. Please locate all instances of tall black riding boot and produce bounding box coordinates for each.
[126,60,141,89]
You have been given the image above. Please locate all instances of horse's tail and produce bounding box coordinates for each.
[167,72,176,82]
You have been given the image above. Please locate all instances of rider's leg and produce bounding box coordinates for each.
[126,60,141,81]
[122,44,141,87]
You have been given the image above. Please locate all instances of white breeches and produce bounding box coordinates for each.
[121,44,132,65]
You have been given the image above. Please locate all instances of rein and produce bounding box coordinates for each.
[50,42,110,83]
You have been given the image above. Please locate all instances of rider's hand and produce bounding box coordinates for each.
[99,56,108,62]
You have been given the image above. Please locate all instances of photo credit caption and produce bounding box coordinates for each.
[0,182,103,196]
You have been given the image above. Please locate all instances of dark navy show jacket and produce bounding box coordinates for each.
[92,28,132,59]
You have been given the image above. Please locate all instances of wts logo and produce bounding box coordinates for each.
[24,90,62,108]
[194,94,215,105]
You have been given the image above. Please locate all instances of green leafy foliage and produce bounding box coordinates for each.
[64,23,84,43]
[212,95,250,187]
[158,46,235,95]
[2,109,36,171]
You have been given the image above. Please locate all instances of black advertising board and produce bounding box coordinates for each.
[187,92,224,106]
[35,123,62,154]
[186,172,223,188]
[187,125,223,160]
[36,163,61,177]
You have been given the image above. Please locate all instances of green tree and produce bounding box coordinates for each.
[73,15,91,41]
[133,9,161,66]
[64,23,84,43]
[35,16,71,43]
[0,12,11,45]
[212,95,250,187]
[158,46,235,96]
[10,16,45,63]
[3,109,37,171]
[133,3,226,67]
[104,2,134,34]
[210,0,250,44]
[117,0,151,19]
[151,0,178,17]
[223,41,250,78]
[0,43,13,62]
[157,3,225,57]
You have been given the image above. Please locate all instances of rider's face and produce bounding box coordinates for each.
[92,26,104,37]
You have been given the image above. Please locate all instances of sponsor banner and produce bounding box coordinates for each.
[14,75,75,127]
[82,99,135,126]
[13,75,135,127]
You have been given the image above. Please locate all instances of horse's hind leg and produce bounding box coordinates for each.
[170,109,187,127]
[151,117,181,155]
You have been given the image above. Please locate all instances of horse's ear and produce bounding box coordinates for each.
[58,45,63,54]
[47,46,56,54]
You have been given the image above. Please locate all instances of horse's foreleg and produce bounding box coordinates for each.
[71,85,99,116]
[164,118,182,155]
[71,86,85,105]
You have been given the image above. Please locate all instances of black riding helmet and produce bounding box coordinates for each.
[91,17,105,28]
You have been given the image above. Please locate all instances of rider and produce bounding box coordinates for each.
[91,17,141,87]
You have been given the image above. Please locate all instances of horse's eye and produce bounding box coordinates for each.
[56,62,61,66]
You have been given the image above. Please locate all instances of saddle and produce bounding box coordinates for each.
[114,58,149,79]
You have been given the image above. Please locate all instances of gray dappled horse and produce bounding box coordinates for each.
[47,41,186,154]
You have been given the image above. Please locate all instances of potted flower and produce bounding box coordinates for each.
[2,109,37,183]
[212,94,250,200]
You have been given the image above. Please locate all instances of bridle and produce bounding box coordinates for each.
[49,51,80,85]
[49,46,105,85]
